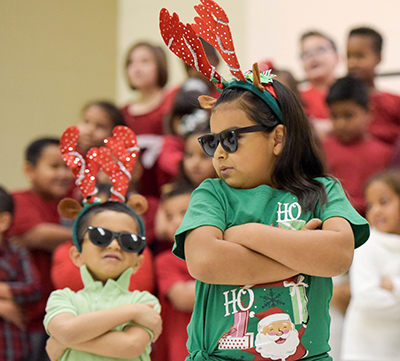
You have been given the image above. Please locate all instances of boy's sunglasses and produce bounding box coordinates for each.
[198,125,267,157]
[85,226,146,254]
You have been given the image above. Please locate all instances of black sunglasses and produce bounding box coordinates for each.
[198,125,267,157]
[86,226,146,254]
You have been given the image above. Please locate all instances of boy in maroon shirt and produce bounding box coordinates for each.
[347,26,400,147]
[323,76,393,217]
[8,138,74,361]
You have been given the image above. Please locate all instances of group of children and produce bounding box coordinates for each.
[1,1,400,360]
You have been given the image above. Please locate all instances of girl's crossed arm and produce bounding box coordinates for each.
[224,217,354,277]
[185,226,299,285]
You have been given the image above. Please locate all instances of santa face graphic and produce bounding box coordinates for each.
[255,319,300,360]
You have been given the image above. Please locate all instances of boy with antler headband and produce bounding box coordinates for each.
[43,126,161,361]
[160,1,369,361]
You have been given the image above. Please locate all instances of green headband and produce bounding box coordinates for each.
[215,70,283,121]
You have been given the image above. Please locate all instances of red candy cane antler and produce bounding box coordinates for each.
[97,126,140,202]
[61,125,140,203]
[159,8,223,85]
[60,126,101,202]
[192,0,246,82]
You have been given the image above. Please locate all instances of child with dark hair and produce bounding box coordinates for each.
[0,185,41,361]
[153,182,196,361]
[44,197,161,361]
[347,26,400,146]
[324,75,393,216]
[76,100,126,155]
[8,137,74,361]
[160,2,369,359]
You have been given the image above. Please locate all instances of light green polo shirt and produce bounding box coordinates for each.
[44,265,160,361]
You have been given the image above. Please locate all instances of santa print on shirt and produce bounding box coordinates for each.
[217,276,309,361]
[215,201,311,360]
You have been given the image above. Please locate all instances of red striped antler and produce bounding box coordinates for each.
[159,8,223,85]
[60,126,101,202]
[191,0,245,82]
[99,126,140,202]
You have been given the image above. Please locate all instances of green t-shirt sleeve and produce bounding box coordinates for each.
[43,288,78,335]
[316,177,370,248]
[174,180,226,260]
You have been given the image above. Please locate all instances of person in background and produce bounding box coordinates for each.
[299,30,340,140]
[342,169,400,361]
[347,26,400,147]
[121,41,178,197]
[324,75,393,217]
[76,100,126,155]
[0,185,41,361]
[153,182,196,361]
[7,138,74,361]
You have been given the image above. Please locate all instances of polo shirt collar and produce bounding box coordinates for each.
[80,265,133,290]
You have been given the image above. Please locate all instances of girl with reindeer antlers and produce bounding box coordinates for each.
[43,125,161,361]
[160,1,369,360]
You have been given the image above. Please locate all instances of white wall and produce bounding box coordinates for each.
[117,0,400,101]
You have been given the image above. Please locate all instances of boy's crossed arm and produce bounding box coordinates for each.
[46,303,161,360]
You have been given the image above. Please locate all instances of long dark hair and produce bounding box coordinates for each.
[214,80,328,212]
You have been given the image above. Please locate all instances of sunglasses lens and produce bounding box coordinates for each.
[119,233,144,253]
[88,227,112,247]
[220,131,237,153]
[199,134,218,157]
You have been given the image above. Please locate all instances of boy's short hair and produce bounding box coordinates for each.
[326,76,369,110]
[349,26,383,55]
[25,137,60,165]
[0,185,14,215]
[300,30,337,52]
[160,181,196,203]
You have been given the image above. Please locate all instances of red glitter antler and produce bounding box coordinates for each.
[192,0,245,82]
[60,126,101,202]
[61,125,140,203]
[98,126,140,202]
[159,8,223,85]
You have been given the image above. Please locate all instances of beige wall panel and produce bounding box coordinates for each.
[0,0,117,190]
[116,0,246,105]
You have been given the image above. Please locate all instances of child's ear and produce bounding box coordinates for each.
[273,124,285,156]
[198,95,217,110]
[0,212,12,233]
[23,161,36,181]
[126,194,148,215]
[69,245,83,267]
[131,254,144,274]
[58,198,82,219]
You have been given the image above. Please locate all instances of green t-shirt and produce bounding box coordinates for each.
[174,177,369,361]
[44,265,160,361]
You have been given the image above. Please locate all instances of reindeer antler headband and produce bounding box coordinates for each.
[159,0,282,120]
[60,125,148,252]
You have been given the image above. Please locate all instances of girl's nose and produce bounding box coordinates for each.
[214,142,227,159]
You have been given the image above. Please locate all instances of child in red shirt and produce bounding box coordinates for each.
[8,137,74,361]
[153,182,196,361]
[324,75,393,217]
[347,26,400,147]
